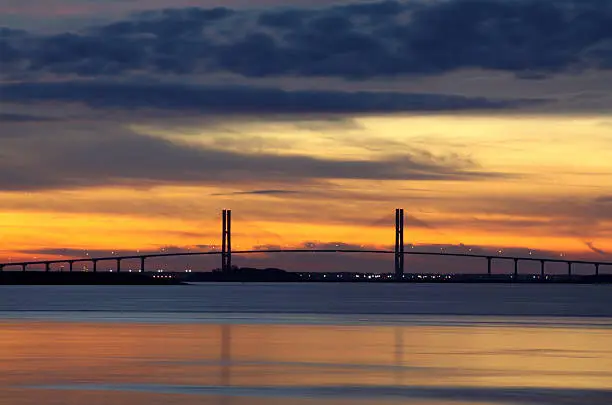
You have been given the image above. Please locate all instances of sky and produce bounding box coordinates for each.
[1,0,611,272]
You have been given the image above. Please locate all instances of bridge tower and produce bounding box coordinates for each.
[222,209,232,272]
[395,208,405,278]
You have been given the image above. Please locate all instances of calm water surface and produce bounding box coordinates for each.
[1,283,611,405]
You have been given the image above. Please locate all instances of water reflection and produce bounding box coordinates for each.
[394,327,404,386]
[219,324,231,405]
[0,320,611,405]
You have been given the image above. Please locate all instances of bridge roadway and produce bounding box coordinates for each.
[1,249,611,276]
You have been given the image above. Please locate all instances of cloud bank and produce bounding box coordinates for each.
[1,0,611,80]
[0,81,541,114]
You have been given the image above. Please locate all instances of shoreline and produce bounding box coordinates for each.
[1,271,610,285]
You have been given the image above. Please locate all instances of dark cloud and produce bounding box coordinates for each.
[258,9,311,29]
[0,27,27,36]
[595,195,612,203]
[584,241,608,256]
[0,113,59,122]
[133,6,236,22]
[0,81,542,113]
[211,189,299,196]
[331,0,406,17]
[0,40,21,63]
[1,0,611,80]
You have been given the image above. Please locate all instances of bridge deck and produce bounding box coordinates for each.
[1,249,611,269]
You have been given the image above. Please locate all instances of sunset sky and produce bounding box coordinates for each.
[1,0,611,271]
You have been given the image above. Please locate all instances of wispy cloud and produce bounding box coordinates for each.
[0,122,507,191]
[211,189,300,196]
[0,113,59,123]
[595,195,612,204]
[584,241,608,256]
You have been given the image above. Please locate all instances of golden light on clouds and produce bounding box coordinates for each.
[1,114,611,262]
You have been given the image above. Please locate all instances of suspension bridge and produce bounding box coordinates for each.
[0,209,610,278]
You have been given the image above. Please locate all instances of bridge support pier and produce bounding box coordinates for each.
[0,264,3,272]
[116,258,121,273]
[540,260,545,277]
[45,262,50,272]
[22,264,26,272]
[92,260,97,273]
[595,263,599,277]
[487,257,492,276]
[69,261,73,272]
[140,256,145,273]
[394,208,404,278]
[568,262,573,277]
[222,209,232,272]
[513,258,518,277]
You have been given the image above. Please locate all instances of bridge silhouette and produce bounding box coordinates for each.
[1,209,610,277]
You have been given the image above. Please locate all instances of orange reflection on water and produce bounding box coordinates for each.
[1,320,611,392]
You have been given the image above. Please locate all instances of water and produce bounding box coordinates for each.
[1,283,611,405]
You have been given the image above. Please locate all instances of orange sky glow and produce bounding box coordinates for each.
[1,114,610,264]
